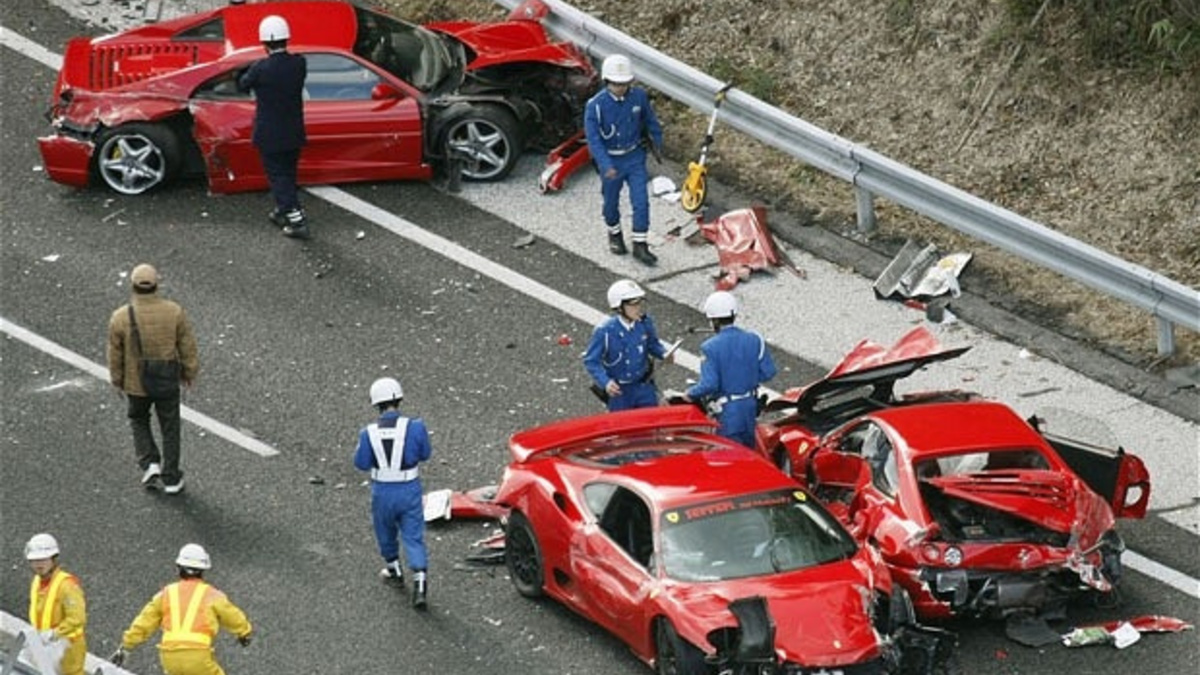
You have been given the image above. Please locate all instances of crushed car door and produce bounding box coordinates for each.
[189,69,265,194]
[575,484,656,651]
[1040,430,1150,519]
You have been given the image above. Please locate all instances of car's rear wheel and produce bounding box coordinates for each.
[505,510,544,598]
[443,105,522,182]
[95,123,180,195]
[654,618,707,675]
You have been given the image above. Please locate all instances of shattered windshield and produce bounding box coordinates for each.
[352,6,453,91]
[659,490,856,582]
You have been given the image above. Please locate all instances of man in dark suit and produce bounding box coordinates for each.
[239,15,309,239]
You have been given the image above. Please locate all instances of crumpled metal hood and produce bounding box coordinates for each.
[928,469,1085,533]
[667,565,883,667]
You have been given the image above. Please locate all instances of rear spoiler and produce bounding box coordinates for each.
[508,405,716,463]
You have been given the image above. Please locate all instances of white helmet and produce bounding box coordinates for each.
[175,543,212,570]
[601,54,634,84]
[258,15,290,42]
[25,533,60,560]
[607,279,646,309]
[703,291,738,319]
[369,377,404,406]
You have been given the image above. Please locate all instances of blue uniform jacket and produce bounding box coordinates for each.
[686,326,777,402]
[583,87,663,176]
[239,50,307,153]
[354,410,432,494]
[584,314,668,389]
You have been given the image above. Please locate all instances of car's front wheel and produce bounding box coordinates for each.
[443,105,522,182]
[95,123,180,195]
[505,510,544,598]
[655,619,707,675]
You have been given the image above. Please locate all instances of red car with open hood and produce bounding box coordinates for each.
[756,327,1151,624]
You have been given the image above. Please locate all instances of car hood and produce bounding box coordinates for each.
[927,469,1109,534]
[429,20,592,71]
[765,326,969,414]
[665,560,883,667]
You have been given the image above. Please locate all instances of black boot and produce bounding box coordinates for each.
[267,209,287,228]
[412,570,428,610]
[608,232,628,255]
[632,242,658,265]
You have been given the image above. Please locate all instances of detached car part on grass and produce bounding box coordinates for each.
[38,0,595,196]
[494,405,954,675]
[755,327,1151,622]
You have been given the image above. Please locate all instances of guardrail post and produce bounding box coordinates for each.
[1157,317,1177,357]
[854,186,877,234]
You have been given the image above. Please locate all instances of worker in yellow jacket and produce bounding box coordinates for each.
[26,533,87,675]
[110,543,253,675]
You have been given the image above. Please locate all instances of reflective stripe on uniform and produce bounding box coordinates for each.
[368,419,418,482]
[162,582,213,647]
[28,569,84,639]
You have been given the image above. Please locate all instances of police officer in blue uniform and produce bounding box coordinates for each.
[584,54,664,265]
[584,279,672,411]
[239,15,308,239]
[354,377,431,609]
[684,291,777,448]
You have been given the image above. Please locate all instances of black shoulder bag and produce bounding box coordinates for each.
[129,306,181,398]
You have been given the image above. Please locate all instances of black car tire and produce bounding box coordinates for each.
[505,510,545,598]
[95,123,180,195]
[442,105,522,182]
[654,618,707,675]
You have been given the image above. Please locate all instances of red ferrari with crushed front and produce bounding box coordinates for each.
[495,405,950,674]
[755,327,1151,622]
[38,0,595,195]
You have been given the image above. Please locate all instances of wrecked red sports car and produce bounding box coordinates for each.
[495,405,951,674]
[756,327,1151,622]
[37,0,595,195]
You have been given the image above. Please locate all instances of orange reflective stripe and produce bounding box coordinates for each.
[27,570,83,639]
[162,582,213,646]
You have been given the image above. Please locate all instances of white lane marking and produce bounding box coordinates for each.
[6,26,1194,596]
[1,317,280,457]
[1124,549,1200,599]
[1,26,62,70]
[309,186,707,374]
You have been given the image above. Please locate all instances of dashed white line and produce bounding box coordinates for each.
[1,317,279,457]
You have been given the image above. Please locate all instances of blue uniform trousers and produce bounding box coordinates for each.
[607,380,658,412]
[601,149,650,233]
[718,398,760,449]
[371,481,428,571]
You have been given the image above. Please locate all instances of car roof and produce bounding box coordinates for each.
[868,399,1050,458]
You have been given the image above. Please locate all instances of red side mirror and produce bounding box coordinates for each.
[371,83,402,100]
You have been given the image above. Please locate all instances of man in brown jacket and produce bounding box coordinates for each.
[108,263,199,494]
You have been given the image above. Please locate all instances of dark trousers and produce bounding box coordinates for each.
[261,148,301,213]
[127,393,182,484]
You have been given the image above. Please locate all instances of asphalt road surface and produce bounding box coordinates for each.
[2,2,1197,674]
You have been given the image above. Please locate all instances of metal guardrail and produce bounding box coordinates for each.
[500,0,1200,356]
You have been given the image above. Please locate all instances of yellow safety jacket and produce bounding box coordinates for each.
[28,568,86,640]
[123,579,252,652]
